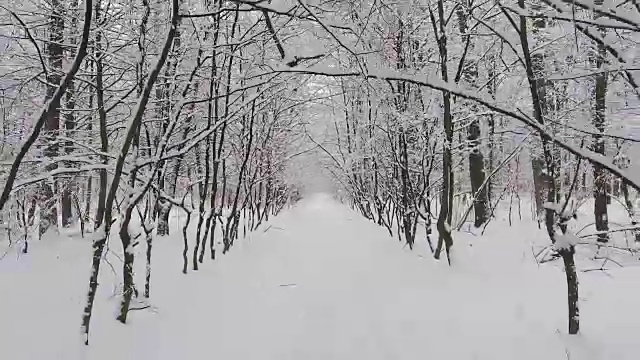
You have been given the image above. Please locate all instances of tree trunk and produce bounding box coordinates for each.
[40,0,65,234]
[94,4,108,230]
[468,125,488,228]
[591,0,610,243]
[399,130,414,248]
[157,202,171,236]
[561,249,580,334]
[486,53,497,204]
[532,157,546,219]
[116,208,135,323]
[144,226,153,298]
[432,0,454,263]
[456,3,488,228]
[182,210,191,274]
[61,2,79,228]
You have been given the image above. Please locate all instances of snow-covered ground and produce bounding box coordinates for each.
[1,193,640,359]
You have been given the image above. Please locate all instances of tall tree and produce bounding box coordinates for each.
[456,0,488,228]
[591,0,610,244]
[40,0,65,234]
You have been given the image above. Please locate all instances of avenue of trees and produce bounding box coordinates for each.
[1,0,639,343]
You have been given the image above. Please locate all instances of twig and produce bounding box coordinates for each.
[1,6,49,79]
[262,225,284,233]
[581,268,613,278]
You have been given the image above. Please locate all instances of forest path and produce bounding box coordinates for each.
[148,193,437,359]
[2,193,610,360]
[136,193,570,360]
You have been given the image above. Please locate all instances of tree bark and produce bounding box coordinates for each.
[40,0,65,234]
[116,206,136,323]
[591,0,610,243]
[431,0,454,263]
[61,2,80,228]
[456,2,488,228]
[94,3,108,230]
[562,248,580,334]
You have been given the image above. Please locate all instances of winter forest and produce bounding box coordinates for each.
[1,0,640,358]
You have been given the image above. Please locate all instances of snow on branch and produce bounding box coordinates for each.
[546,0,640,30]
[505,2,640,31]
[0,0,93,212]
[13,164,110,189]
[275,65,640,192]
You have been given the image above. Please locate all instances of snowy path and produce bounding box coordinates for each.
[144,193,440,360]
[108,193,571,360]
[3,193,640,359]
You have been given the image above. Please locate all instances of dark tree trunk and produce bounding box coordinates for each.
[144,228,153,297]
[432,0,454,263]
[561,249,580,334]
[194,143,207,270]
[468,124,488,228]
[593,163,609,243]
[399,130,414,248]
[456,3,488,228]
[486,53,497,204]
[41,0,65,234]
[61,2,79,228]
[83,57,93,227]
[182,210,191,274]
[116,208,135,323]
[94,5,108,230]
[61,188,73,227]
[157,203,171,236]
[591,1,610,243]
[532,157,546,219]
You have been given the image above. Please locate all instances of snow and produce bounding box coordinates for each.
[2,193,640,359]
[544,201,563,214]
[555,232,580,250]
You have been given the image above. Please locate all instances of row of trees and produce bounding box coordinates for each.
[0,0,306,344]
